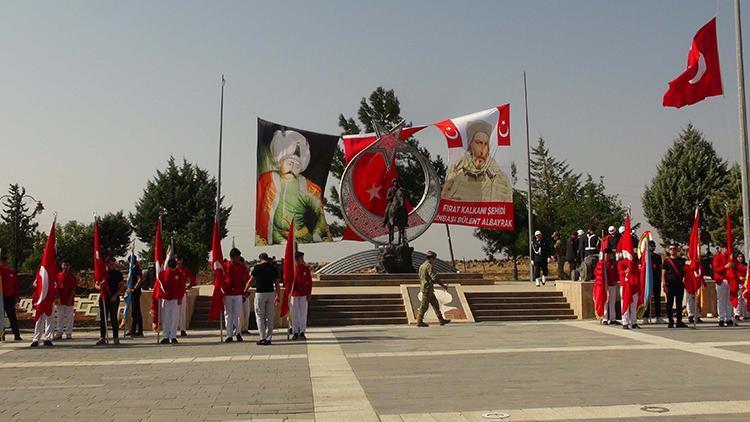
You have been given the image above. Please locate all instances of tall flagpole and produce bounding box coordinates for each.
[216,75,225,341]
[524,72,534,283]
[735,0,750,253]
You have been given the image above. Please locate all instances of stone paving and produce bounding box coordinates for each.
[0,321,749,421]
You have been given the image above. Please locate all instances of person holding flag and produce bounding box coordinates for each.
[247,252,280,346]
[684,209,705,325]
[223,248,249,342]
[150,217,165,336]
[712,244,736,327]
[734,252,747,321]
[54,260,77,340]
[96,257,125,345]
[125,255,144,337]
[289,250,313,340]
[1,255,22,341]
[175,254,196,337]
[662,244,688,328]
[617,213,640,329]
[158,258,184,344]
[30,220,58,348]
[207,218,226,334]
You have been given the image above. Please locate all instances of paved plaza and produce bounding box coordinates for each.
[1,321,749,421]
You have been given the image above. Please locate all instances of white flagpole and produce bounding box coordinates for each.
[735,0,750,254]
[217,75,226,342]
[524,72,534,283]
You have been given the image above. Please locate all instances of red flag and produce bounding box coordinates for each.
[93,220,108,298]
[280,218,296,318]
[684,208,703,294]
[33,220,58,321]
[341,126,427,241]
[208,218,226,321]
[727,210,740,307]
[663,18,723,108]
[150,218,164,325]
[619,213,639,313]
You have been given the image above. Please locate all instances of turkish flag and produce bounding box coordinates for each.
[33,220,58,321]
[150,218,164,326]
[280,218,296,318]
[684,209,704,295]
[726,211,740,308]
[93,220,108,298]
[208,218,226,321]
[341,126,426,241]
[663,18,723,108]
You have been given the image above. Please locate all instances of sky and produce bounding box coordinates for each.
[1,0,748,263]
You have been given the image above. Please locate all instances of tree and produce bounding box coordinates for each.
[326,87,447,227]
[529,137,580,235]
[98,211,133,259]
[707,162,743,247]
[0,184,43,270]
[130,157,231,272]
[643,124,728,245]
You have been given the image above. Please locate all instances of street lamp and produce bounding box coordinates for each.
[0,193,44,273]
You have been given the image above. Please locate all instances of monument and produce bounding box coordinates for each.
[339,122,442,273]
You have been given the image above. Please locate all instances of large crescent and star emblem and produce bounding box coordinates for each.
[689,52,706,84]
[497,120,509,138]
[444,126,459,140]
[35,266,49,305]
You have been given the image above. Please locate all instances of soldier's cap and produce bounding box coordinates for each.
[295,251,304,259]
[426,250,437,258]
[258,252,270,261]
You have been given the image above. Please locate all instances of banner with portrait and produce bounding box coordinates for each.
[433,105,514,230]
[255,118,339,245]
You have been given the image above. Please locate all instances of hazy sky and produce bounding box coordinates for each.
[1,0,748,263]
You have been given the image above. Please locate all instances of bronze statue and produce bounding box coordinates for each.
[383,180,408,245]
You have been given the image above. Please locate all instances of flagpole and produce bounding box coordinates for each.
[445,224,456,268]
[735,0,750,254]
[216,75,226,342]
[524,71,534,283]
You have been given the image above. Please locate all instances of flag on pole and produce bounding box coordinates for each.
[637,231,654,318]
[93,219,108,298]
[280,218,296,318]
[33,219,58,321]
[151,218,164,326]
[208,218,226,321]
[684,208,703,295]
[124,243,137,309]
[619,212,639,314]
[663,18,723,108]
[726,210,741,308]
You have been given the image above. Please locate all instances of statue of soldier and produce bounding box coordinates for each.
[383,180,408,245]
[416,251,451,327]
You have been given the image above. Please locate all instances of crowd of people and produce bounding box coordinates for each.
[532,224,749,328]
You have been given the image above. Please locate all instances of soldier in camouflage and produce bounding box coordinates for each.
[417,251,452,327]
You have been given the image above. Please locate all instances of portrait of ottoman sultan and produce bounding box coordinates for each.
[255,129,333,245]
[441,119,512,202]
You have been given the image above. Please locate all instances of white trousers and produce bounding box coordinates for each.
[55,304,74,337]
[716,281,732,322]
[621,290,638,327]
[33,313,53,342]
[735,284,747,317]
[686,292,702,318]
[177,297,187,331]
[290,296,308,334]
[255,292,276,341]
[160,299,179,340]
[224,295,242,337]
[604,286,618,322]
[243,296,252,331]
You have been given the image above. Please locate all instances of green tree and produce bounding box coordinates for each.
[529,137,580,235]
[130,157,231,272]
[98,211,133,259]
[707,162,743,247]
[326,87,447,227]
[643,124,728,245]
[0,184,44,271]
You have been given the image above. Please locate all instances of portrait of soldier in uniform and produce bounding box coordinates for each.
[255,129,333,245]
[441,119,512,202]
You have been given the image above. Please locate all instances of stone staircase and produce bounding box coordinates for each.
[189,295,224,329]
[316,272,493,287]
[308,293,407,326]
[466,291,577,322]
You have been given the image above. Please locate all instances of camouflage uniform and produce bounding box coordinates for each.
[417,260,448,324]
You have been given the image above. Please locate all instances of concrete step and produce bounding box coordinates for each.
[475,314,578,322]
[467,297,568,304]
[311,310,407,318]
[467,291,564,298]
[319,273,483,281]
[469,302,572,310]
[308,317,407,326]
[472,308,575,317]
[310,304,406,312]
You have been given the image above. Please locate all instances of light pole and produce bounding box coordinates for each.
[0,193,44,274]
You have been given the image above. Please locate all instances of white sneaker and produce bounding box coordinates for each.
[53,334,62,340]
[541,276,546,285]
[535,279,540,287]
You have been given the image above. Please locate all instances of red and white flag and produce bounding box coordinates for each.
[208,218,226,321]
[340,126,427,241]
[684,208,704,295]
[726,210,740,308]
[150,217,164,325]
[280,218,296,318]
[663,18,723,108]
[619,212,639,313]
[33,219,58,321]
[93,219,108,298]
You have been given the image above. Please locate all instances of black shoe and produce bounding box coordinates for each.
[668,322,675,328]
[14,335,22,341]
[292,333,299,340]
[95,338,107,346]
[696,317,703,324]
[632,324,641,329]
[29,341,38,348]
[676,321,689,328]
[224,337,233,343]
[726,320,735,327]
[236,334,243,342]
[135,332,145,337]
[124,332,133,337]
[623,325,630,329]
[180,331,187,337]
[601,320,610,325]
[416,322,429,327]
[612,321,621,325]
[170,338,178,344]
[256,340,265,345]
[719,321,726,327]
[688,316,694,324]
[265,340,272,345]
[299,333,306,340]
[43,340,53,346]
[160,338,170,344]
[241,330,250,335]
[440,319,452,326]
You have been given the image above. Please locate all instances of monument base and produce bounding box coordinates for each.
[378,244,415,273]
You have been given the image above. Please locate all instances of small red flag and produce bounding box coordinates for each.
[150,218,164,325]
[33,220,58,321]
[684,208,703,294]
[663,18,723,108]
[619,213,639,313]
[93,220,108,298]
[280,218,296,318]
[726,211,740,308]
[208,218,226,321]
